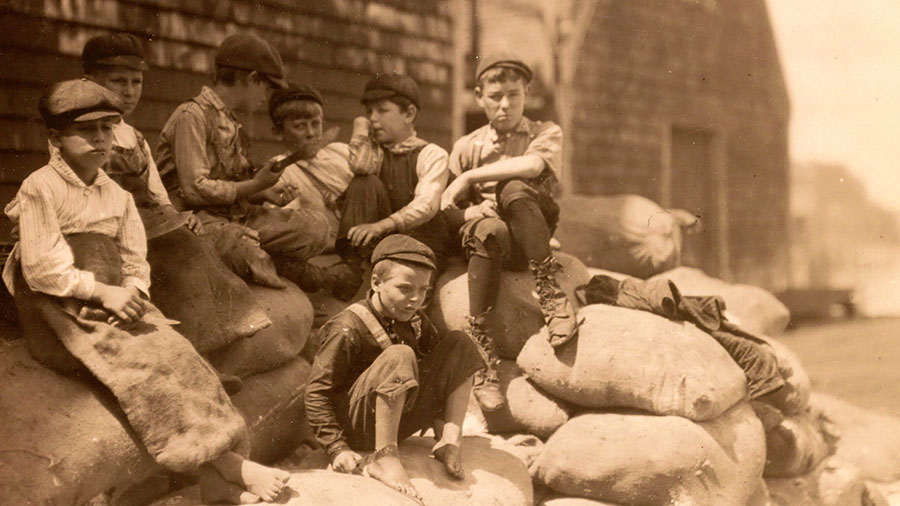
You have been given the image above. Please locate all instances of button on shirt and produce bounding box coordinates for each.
[449,117,563,201]
[2,150,150,299]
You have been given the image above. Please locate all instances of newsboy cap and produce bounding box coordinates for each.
[215,32,288,89]
[475,52,533,83]
[361,74,420,108]
[39,78,124,129]
[268,82,324,118]
[82,33,149,72]
[371,234,436,270]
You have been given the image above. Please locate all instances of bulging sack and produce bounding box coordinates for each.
[764,410,835,478]
[531,402,765,506]
[480,360,572,439]
[554,194,694,279]
[518,304,747,421]
[428,253,590,360]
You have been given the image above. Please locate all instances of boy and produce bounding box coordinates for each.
[305,234,485,503]
[440,54,579,411]
[156,32,330,290]
[264,83,360,299]
[332,74,451,297]
[2,79,288,504]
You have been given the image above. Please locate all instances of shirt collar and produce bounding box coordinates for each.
[197,86,228,113]
[488,117,533,143]
[48,149,113,188]
[384,131,428,154]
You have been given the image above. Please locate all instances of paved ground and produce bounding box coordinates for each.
[779,316,900,418]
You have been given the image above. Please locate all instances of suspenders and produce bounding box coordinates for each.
[346,302,393,351]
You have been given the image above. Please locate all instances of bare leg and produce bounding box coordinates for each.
[362,392,424,503]
[210,451,290,502]
[432,376,472,480]
[199,464,260,505]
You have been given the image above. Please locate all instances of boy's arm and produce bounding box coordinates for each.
[15,179,96,299]
[116,194,151,297]
[142,138,174,208]
[305,322,359,462]
[347,118,383,176]
[385,144,449,231]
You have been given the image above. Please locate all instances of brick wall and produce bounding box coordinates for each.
[0,0,455,236]
[569,0,790,289]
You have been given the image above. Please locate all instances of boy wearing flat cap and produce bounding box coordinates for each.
[263,83,359,298]
[157,32,330,289]
[440,53,579,411]
[329,74,452,298]
[3,80,290,504]
[305,234,485,503]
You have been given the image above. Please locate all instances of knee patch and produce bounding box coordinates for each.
[468,218,511,259]
[498,179,538,208]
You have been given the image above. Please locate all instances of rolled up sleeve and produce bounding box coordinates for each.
[172,107,237,206]
[525,123,564,178]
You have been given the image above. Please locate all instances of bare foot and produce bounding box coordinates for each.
[433,444,464,480]
[362,448,424,504]
[212,453,290,503]
[199,465,261,504]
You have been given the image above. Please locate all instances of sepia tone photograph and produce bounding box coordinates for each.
[1,0,898,505]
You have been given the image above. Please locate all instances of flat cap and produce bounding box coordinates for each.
[216,32,288,89]
[268,82,323,118]
[475,52,533,83]
[361,74,420,108]
[82,33,149,71]
[371,234,436,270]
[39,78,124,129]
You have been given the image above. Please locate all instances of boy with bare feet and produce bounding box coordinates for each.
[305,235,486,502]
[3,79,288,504]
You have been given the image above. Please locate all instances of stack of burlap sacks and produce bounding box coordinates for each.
[429,245,893,506]
[0,228,320,506]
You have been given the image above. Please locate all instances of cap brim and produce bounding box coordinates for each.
[382,252,437,270]
[93,55,149,71]
[73,110,122,122]
[263,74,289,90]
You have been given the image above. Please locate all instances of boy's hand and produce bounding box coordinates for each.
[252,160,282,191]
[463,200,498,221]
[347,220,392,248]
[352,117,371,137]
[260,183,299,207]
[185,212,204,235]
[332,450,363,473]
[441,175,471,210]
[92,284,148,324]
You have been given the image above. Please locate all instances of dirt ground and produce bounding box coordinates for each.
[779,317,900,418]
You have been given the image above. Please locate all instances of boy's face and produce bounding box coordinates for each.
[239,72,277,113]
[278,103,324,159]
[50,117,116,173]
[88,66,143,117]
[476,79,529,133]
[365,99,414,145]
[371,262,432,322]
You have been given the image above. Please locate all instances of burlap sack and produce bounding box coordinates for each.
[148,227,271,353]
[554,194,690,279]
[207,281,314,378]
[810,393,900,482]
[480,360,572,439]
[531,402,765,505]
[765,410,835,478]
[766,456,887,506]
[539,496,623,506]
[517,304,747,420]
[428,252,590,359]
[650,266,790,336]
[756,334,811,416]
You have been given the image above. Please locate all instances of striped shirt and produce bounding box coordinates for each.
[2,150,150,299]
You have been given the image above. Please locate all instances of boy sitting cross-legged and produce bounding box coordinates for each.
[305,234,486,503]
[440,53,580,412]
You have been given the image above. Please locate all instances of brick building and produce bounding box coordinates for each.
[0,0,455,236]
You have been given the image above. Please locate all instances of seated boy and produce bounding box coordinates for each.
[2,79,288,504]
[305,234,485,503]
[156,32,329,289]
[264,83,360,299]
[331,74,452,298]
[440,54,579,411]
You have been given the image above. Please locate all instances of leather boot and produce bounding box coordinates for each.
[530,255,579,347]
[467,313,505,412]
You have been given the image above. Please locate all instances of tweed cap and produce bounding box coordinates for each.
[39,78,124,129]
[82,33,149,72]
[215,32,288,89]
[475,52,533,83]
[371,234,436,270]
[268,82,324,118]
[361,74,420,108]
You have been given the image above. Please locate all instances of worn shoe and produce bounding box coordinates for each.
[322,260,365,301]
[530,255,579,348]
[466,313,505,411]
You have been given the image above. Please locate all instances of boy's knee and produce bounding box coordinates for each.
[498,179,539,209]
[377,344,417,368]
[469,218,511,259]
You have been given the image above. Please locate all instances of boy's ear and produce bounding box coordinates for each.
[370,273,382,293]
[523,82,532,96]
[48,129,63,148]
[404,104,418,123]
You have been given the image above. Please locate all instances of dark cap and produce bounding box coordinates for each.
[268,82,323,119]
[215,32,288,89]
[371,234,436,270]
[82,33,149,72]
[475,52,533,83]
[39,78,124,129]
[361,74,420,108]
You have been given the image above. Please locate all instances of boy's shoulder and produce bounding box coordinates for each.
[452,123,493,150]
